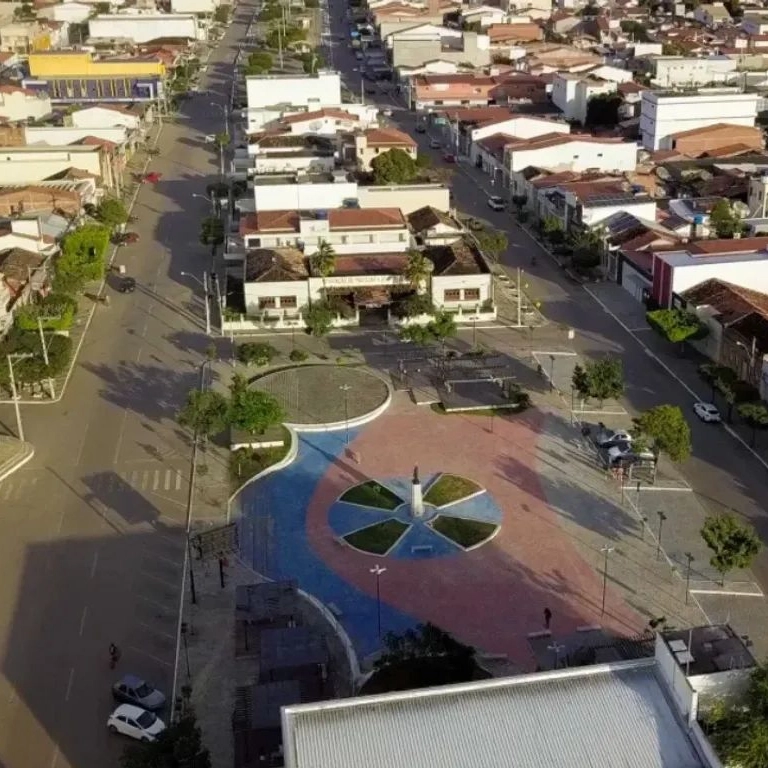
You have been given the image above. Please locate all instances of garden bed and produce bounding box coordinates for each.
[340,480,403,510]
[228,425,292,490]
[344,520,409,554]
[432,516,496,548]
[423,474,481,507]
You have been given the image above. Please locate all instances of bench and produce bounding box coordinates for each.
[327,603,343,618]
[411,545,433,555]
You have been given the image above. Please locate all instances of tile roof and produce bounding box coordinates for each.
[426,238,488,275]
[362,127,416,147]
[681,277,768,324]
[487,23,543,42]
[244,247,307,282]
[73,135,119,149]
[506,132,627,154]
[669,122,760,139]
[332,253,408,276]
[688,236,768,255]
[617,81,649,95]
[240,211,299,235]
[327,207,406,229]
[475,132,516,158]
[407,205,461,232]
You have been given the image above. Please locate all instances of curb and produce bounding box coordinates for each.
[0,440,35,484]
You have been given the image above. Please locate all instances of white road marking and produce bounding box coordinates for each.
[56,509,65,535]
[90,550,99,578]
[138,622,177,641]
[175,469,182,490]
[64,668,74,701]
[50,746,59,768]
[78,606,88,636]
[152,471,160,491]
[135,593,174,613]
[164,469,171,490]
[113,408,130,465]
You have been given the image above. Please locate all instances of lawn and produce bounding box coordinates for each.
[228,425,292,491]
[340,480,403,510]
[432,516,497,549]
[344,520,410,555]
[423,474,481,507]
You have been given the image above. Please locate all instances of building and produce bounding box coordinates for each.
[0,84,51,122]
[280,658,721,768]
[250,171,357,212]
[640,91,760,151]
[170,0,220,13]
[410,74,499,111]
[667,123,764,157]
[69,103,150,132]
[24,125,131,149]
[240,134,336,177]
[87,14,200,44]
[351,127,417,171]
[268,108,367,136]
[408,205,464,245]
[0,178,97,217]
[0,144,107,185]
[357,183,451,214]
[651,56,738,88]
[694,2,731,27]
[245,72,342,113]
[741,12,768,36]
[48,1,92,24]
[0,19,51,53]
[26,51,165,103]
[391,29,491,69]
[551,73,617,124]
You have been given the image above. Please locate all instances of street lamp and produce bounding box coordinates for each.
[600,544,614,617]
[180,621,191,679]
[180,271,211,335]
[209,100,229,138]
[547,641,565,669]
[684,552,694,605]
[735,338,757,382]
[549,354,555,392]
[37,313,60,400]
[6,353,33,442]
[339,384,351,445]
[370,564,386,642]
[656,511,667,561]
[192,192,216,215]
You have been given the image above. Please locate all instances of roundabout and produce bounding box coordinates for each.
[329,470,501,558]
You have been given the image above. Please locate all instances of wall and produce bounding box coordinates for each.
[432,273,491,306]
[252,153,335,175]
[0,90,51,122]
[71,106,141,131]
[468,117,569,164]
[654,634,697,723]
[24,125,128,147]
[51,3,91,23]
[670,256,768,299]
[357,184,450,214]
[652,56,737,88]
[245,228,410,255]
[171,0,219,13]
[88,14,199,43]
[508,140,637,173]
[639,92,760,151]
[252,181,357,211]
[245,72,342,111]
[0,148,102,182]
[243,279,308,315]
[28,52,165,77]
[308,272,410,301]
[392,32,491,69]
[581,199,657,227]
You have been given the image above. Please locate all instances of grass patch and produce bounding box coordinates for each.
[432,516,497,548]
[340,480,403,510]
[229,425,292,490]
[344,520,409,554]
[423,474,481,507]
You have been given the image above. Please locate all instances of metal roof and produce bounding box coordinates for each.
[282,661,707,768]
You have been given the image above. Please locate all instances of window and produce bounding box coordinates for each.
[280,296,297,308]
[597,152,603,158]
[443,289,460,301]
[259,297,276,309]
[463,288,480,301]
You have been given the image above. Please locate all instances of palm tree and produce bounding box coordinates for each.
[311,239,336,297]
[403,249,433,294]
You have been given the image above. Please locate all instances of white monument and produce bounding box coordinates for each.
[411,465,424,518]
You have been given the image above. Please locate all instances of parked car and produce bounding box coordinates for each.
[415,123,426,133]
[381,108,392,117]
[596,429,632,448]
[443,152,456,163]
[606,441,633,464]
[107,704,166,742]
[354,50,363,60]
[693,402,721,423]
[429,138,441,149]
[487,196,505,211]
[117,277,136,293]
[112,675,166,710]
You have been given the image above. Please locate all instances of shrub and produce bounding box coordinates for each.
[289,348,308,362]
[15,293,77,332]
[236,342,278,366]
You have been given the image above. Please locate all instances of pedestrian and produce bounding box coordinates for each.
[543,607,552,630]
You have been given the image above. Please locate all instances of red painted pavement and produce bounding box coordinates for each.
[305,397,645,670]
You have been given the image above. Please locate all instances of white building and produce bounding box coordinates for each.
[461,4,507,28]
[170,0,219,13]
[504,134,637,174]
[24,125,129,149]
[87,14,201,43]
[251,171,357,212]
[49,1,93,24]
[70,104,145,132]
[358,184,451,214]
[640,90,760,151]
[0,84,51,123]
[245,72,342,115]
[465,115,570,165]
[551,73,617,124]
[651,56,738,88]
[0,145,103,183]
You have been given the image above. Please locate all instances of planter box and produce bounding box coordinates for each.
[230,425,285,451]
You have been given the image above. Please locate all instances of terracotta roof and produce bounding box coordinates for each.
[505,132,627,154]
[435,106,513,124]
[617,81,649,95]
[475,132,516,158]
[240,211,299,235]
[620,229,679,252]
[0,84,38,97]
[688,237,768,255]
[669,122,760,139]
[407,205,461,232]
[362,127,416,147]
[426,239,488,276]
[332,253,408,276]
[244,247,307,282]
[0,247,46,287]
[74,135,119,149]
[281,108,359,125]
[327,207,405,229]
[487,23,543,42]
[529,170,582,188]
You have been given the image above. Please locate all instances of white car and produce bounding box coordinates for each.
[596,429,632,447]
[694,402,721,423]
[203,134,216,143]
[107,704,166,742]
[487,196,505,211]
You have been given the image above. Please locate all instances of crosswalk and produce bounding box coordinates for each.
[0,465,188,504]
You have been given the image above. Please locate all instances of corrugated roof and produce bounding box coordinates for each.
[282,662,705,768]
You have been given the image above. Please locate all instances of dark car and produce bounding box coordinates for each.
[112,674,166,710]
[118,277,136,293]
[415,123,426,133]
[443,152,456,163]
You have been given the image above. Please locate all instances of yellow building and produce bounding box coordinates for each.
[28,51,166,78]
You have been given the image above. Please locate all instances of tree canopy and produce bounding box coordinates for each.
[55,224,110,292]
[177,389,229,440]
[96,197,129,229]
[370,148,420,185]
[199,217,224,246]
[647,308,706,345]
[701,513,761,585]
[121,711,211,768]
[399,311,456,345]
[228,374,285,436]
[709,199,741,239]
[738,401,768,447]
[585,93,623,127]
[311,240,336,279]
[571,357,624,405]
[633,404,691,462]
[403,249,433,288]
[243,51,273,75]
[474,227,508,262]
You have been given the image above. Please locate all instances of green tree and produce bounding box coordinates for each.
[96,197,128,229]
[737,401,768,447]
[121,711,211,768]
[214,132,230,148]
[633,404,691,462]
[177,388,229,440]
[13,2,35,19]
[403,249,433,291]
[701,513,761,585]
[199,217,224,246]
[303,301,334,336]
[213,4,230,22]
[474,228,508,263]
[583,356,624,405]
[236,342,278,366]
[228,374,284,436]
[244,51,273,75]
[55,224,110,292]
[541,216,565,245]
[585,93,623,127]
[647,308,706,349]
[370,147,419,185]
[569,228,603,270]
[15,292,77,332]
[400,311,456,345]
[259,3,282,20]
[301,51,326,74]
[619,19,651,41]
[571,363,589,400]
[709,198,740,238]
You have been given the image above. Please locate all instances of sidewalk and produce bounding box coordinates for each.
[0,436,34,483]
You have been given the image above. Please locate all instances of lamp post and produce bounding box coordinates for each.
[209,100,229,138]
[192,192,216,216]
[6,353,33,442]
[684,552,694,605]
[37,314,60,400]
[656,511,667,561]
[735,338,757,383]
[600,544,614,618]
[180,621,191,679]
[549,354,556,392]
[547,641,566,670]
[180,271,211,335]
[370,564,386,643]
[339,384,351,445]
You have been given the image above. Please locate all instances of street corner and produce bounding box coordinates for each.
[0,436,35,485]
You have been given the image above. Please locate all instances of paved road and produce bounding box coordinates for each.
[325,14,768,639]
[0,8,249,768]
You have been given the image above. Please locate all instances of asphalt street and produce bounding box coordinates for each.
[326,12,768,634]
[0,8,251,768]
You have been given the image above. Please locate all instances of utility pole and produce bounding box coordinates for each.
[7,353,33,442]
[37,314,59,399]
[203,271,212,336]
[516,267,522,327]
